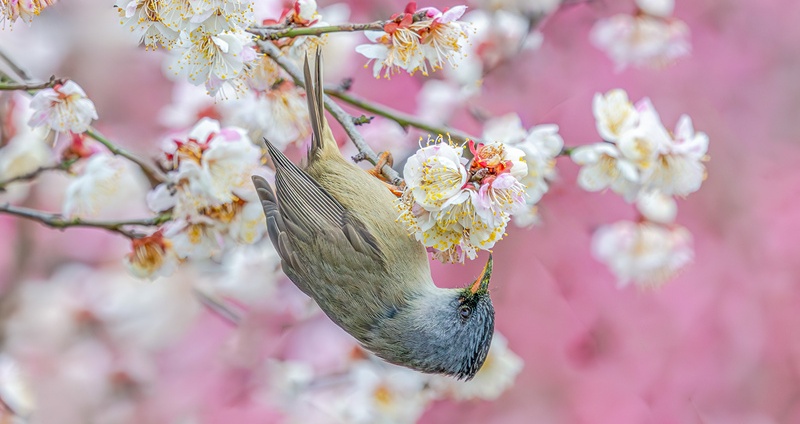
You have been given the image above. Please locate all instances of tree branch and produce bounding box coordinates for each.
[324,87,479,144]
[0,203,170,238]
[0,75,67,91]
[249,21,385,40]
[84,128,165,187]
[258,41,403,185]
[0,159,76,192]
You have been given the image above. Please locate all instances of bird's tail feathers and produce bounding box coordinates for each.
[304,48,336,163]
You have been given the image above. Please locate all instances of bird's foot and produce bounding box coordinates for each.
[367,152,404,197]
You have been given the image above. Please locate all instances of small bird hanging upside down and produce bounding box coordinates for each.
[252,49,495,380]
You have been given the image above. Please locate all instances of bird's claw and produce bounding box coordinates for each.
[367,152,404,197]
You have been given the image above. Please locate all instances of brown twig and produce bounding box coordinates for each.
[0,203,171,238]
[249,21,385,40]
[0,159,76,191]
[0,75,67,91]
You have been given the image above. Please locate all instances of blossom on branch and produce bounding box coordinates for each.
[398,136,527,263]
[356,3,469,78]
[572,89,708,201]
[28,80,98,133]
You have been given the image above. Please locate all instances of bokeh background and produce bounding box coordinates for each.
[2,0,800,423]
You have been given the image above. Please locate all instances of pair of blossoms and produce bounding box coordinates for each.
[356,3,470,78]
[573,89,708,287]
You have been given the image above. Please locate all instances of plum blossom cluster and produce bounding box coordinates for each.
[27,80,98,134]
[356,3,470,78]
[117,0,258,95]
[482,113,564,227]
[142,118,267,275]
[591,0,690,70]
[0,0,56,25]
[572,89,708,287]
[398,136,528,263]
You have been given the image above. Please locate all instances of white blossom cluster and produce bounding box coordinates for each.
[356,5,470,78]
[398,136,528,263]
[591,0,690,70]
[141,118,267,276]
[266,332,523,423]
[572,89,708,288]
[116,0,259,95]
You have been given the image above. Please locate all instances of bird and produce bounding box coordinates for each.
[251,49,495,380]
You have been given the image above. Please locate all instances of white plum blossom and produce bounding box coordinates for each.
[28,81,98,133]
[571,142,640,201]
[148,118,266,261]
[645,114,709,197]
[399,137,527,263]
[62,154,140,218]
[414,6,469,72]
[0,94,53,187]
[116,0,181,49]
[169,27,258,95]
[1,0,56,25]
[430,332,523,401]
[482,113,564,225]
[124,230,179,280]
[403,142,467,211]
[636,191,677,224]
[591,13,690,71]
[356,28,425,79]
[593,89,640,142]
[592,220,693,288]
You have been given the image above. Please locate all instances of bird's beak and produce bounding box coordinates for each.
[470,254,493,294]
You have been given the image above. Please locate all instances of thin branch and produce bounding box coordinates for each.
[0,203,170,238]
[85,128,165,187]
[259,41,403,185]
[0,49,31,81]
[194,289,242,326]
[324,87,479,144]
[249,21,385,40]
[0,159,76,191]
[0,76,66,91]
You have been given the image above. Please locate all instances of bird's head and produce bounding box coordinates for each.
[447,253,496,380]
[374,254,495,380]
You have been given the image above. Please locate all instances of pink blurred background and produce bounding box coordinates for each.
[2,0,800,423]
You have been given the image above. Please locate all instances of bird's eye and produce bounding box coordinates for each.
[459,305,472,319]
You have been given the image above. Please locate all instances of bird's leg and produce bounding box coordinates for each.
[367,151,404,197]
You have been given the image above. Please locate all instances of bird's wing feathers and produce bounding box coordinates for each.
[255,141,385,270]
